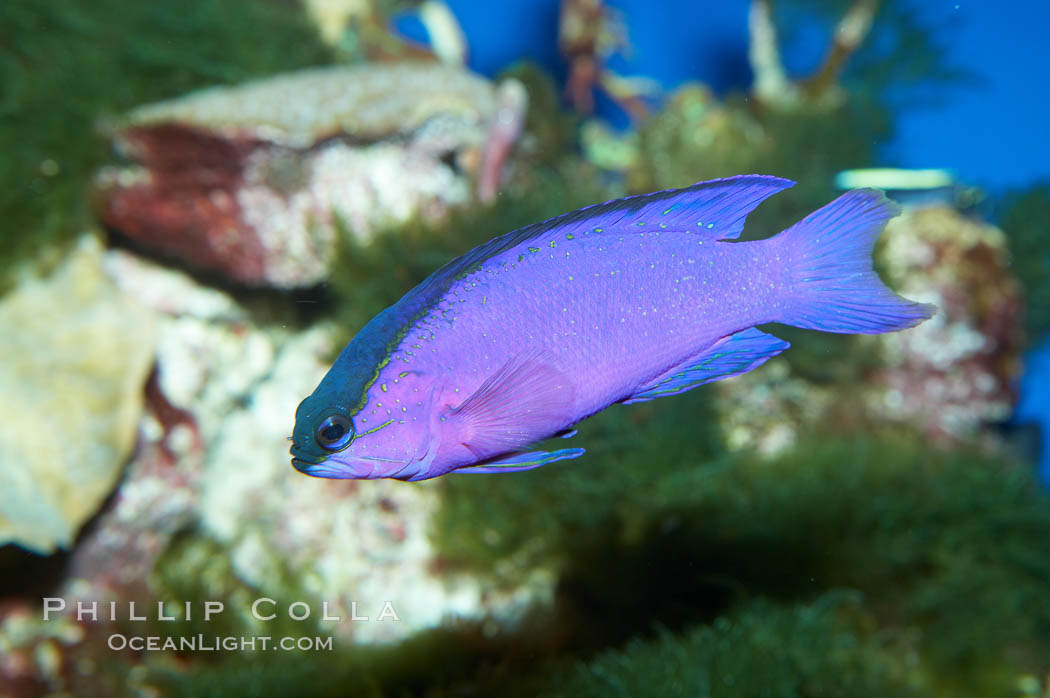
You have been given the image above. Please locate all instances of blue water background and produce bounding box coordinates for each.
[403,0,1050,191]
[1017,340,1050,482]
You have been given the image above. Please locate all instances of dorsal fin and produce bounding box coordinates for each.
[564,174,795,241]
[399,175,795,311]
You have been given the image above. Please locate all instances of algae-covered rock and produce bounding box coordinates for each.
[872,205,1024,440]
[96,63,513,287]
[627,85,766,192]
[598,80,881,238]
[0,236,155,553]
[0,0,332,293]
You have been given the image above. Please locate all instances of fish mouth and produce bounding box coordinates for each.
[292,454,403,479]
[291,457,350,479]
[290,439,326,475]
[291,457,320,475]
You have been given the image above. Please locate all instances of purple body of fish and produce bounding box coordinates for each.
[290,175,934,480]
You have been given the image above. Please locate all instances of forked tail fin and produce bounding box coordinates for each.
[775,188,936,334]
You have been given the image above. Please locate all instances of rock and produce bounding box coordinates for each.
[0,599,87,696]
[0,236,156,554]
[871,206,1024,441]
[96,63,512,287]
[121,62,497,146]
[716,361,836,457]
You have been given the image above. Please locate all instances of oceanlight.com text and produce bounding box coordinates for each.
[107,634,334,652]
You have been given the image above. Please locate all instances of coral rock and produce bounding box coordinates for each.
[0,236,156,553]
[872,206,1024,441]
[97,63,506,287]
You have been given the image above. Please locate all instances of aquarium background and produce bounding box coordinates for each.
[1,1,1049,696]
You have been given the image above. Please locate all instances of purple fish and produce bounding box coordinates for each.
[291,175,934,480]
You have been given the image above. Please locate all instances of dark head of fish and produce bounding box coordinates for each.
[291,222,543,477]
[289,392,356,473]
[290,304,417,475]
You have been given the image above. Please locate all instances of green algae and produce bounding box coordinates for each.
[432,430,1050,695]
[431,388,724,574]
[1000,185,1050,340]
[143,432,1050,697]
[539,593,927,698]
[0,0,331,293]
[145,618,560,698]
[625,90,882,244]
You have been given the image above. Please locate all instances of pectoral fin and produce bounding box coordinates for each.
[449,352,576,457]
[454,447,586,474]
[623,327,790,404]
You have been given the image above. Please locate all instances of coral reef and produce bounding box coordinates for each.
[97,63,513,287]
[5,431,1049,697]
[0,600,91,696]
[0,235,155,553]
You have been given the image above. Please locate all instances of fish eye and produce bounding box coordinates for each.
[315,414,353,450]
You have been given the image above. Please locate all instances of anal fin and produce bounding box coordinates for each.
[623,327,790,404]
[454,447,586,474]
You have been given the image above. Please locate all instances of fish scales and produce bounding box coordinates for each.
[291,175,935,480]
[404,233,780,408]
